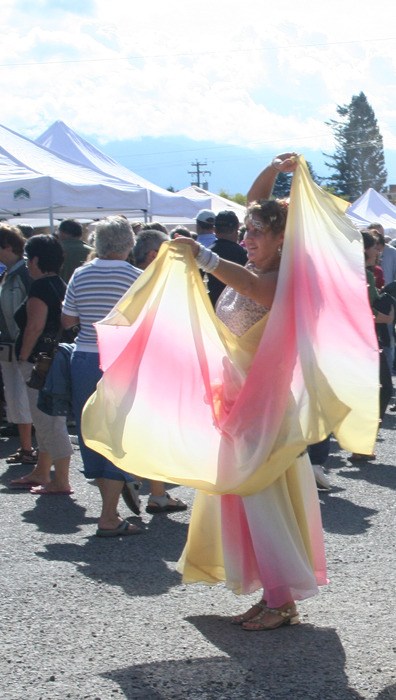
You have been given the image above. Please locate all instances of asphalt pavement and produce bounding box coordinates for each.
[0,410,395,700]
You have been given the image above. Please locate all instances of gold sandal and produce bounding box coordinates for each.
[230,599,267,625]
[242,605,300,631]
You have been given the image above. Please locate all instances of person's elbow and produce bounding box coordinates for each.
[61,312,79,329]
[375,311,393,324]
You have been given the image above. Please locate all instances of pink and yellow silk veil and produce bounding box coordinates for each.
[82,156,378,587]
[82,157,378,493]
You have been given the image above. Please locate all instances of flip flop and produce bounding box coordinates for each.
[30,486,74,495]
[146,492,187,514]
[121,480,141,515]
[96,520,142,538]
[9,479,46,490]
[348,453,376,462]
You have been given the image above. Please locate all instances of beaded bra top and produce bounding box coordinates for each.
[215,263,270,337]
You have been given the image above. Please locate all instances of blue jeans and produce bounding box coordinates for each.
[308,437,331,466]
[70,350,133,482]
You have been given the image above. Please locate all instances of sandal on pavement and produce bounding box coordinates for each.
[6,448,38,465]
[230,599,268,625]
[242,605,300,631]
[312,464,332,490]
[349,453,376,462]
[96,520,142,538]
[146,492,187,514]
[121,480,142,515]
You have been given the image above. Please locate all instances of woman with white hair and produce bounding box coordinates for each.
[62,216,143,536]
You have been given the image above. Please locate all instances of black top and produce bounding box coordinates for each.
[207,239,248,307]
[14,275,66,361]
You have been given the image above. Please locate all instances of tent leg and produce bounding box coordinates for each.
[49,208,55,234]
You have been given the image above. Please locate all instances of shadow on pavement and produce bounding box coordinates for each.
[319,491,378,535]
[100,617,364,699]
[337,462,396,491]
[35,513,187,597]
[376,684,396,699]
[20,496,97,535]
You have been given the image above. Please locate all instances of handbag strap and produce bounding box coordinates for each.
[40,278,65,347]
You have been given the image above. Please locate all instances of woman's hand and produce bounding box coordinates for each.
[170,236,200,258]
[271,153,299,173]
[247,152,298,203]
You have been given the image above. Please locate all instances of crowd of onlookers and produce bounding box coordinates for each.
[0,205,395,533]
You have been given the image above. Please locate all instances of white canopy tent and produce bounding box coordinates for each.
[140,185,247,229]
[347,188,396,231]
[0,123,157,229]
[36,121,211,219]
[177,185,246,218]
[0,123,211,231]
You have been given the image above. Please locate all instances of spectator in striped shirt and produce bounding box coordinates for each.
[62,216,143,537]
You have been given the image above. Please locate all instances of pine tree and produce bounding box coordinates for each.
[272,172,292,198]
[272,161,321,198]
[324,92,387,200]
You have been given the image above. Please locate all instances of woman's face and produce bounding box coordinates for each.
[244,216,283,269]
[27,256,42,279]
[0,243,21,266]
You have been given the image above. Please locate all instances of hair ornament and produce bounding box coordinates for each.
[246,214,267,232]
[275,198,290,210]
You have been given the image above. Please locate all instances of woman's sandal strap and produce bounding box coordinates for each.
[242,606,300,630]
[231,600,267,624]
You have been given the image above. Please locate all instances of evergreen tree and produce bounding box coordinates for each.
[306,161,323,186]
[272,162,321,199]
[324,92,387,200]
[272,172,292,198]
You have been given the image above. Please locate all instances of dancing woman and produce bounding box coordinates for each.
[81,154,378,629]
[172,190,326,630]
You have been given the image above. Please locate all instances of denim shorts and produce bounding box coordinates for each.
[70,350,133,482]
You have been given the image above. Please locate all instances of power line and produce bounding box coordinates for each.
[0,36,395,68]
[101,123,396,163]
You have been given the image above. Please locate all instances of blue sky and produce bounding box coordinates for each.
[2,0,396,194]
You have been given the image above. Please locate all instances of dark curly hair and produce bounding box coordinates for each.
[246,199,288,235]
[360,229,376,251]
[25,234,64,273]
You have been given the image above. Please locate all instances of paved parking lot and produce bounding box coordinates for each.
[1,413,395,700]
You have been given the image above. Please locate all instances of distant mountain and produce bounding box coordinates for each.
[90,134,333,196]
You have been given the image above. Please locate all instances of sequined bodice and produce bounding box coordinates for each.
[215,263,270,336]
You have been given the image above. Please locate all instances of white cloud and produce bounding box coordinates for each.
[0,0,395,159]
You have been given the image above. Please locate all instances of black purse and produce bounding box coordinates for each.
[26,279,79,390]
[26,351,55,390]
[26,325,80,391]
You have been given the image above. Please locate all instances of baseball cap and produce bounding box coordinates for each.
[196,209,216,224]
[215,210,240,228]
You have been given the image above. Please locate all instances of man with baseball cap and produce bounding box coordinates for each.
[206,209,247,306]
[195,209,217,248]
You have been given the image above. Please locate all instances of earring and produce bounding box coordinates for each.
[277,246,282,257]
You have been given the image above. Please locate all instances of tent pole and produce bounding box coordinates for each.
[49,207,55,233]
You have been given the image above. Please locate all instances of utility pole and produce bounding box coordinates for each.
[188,160,211,190]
